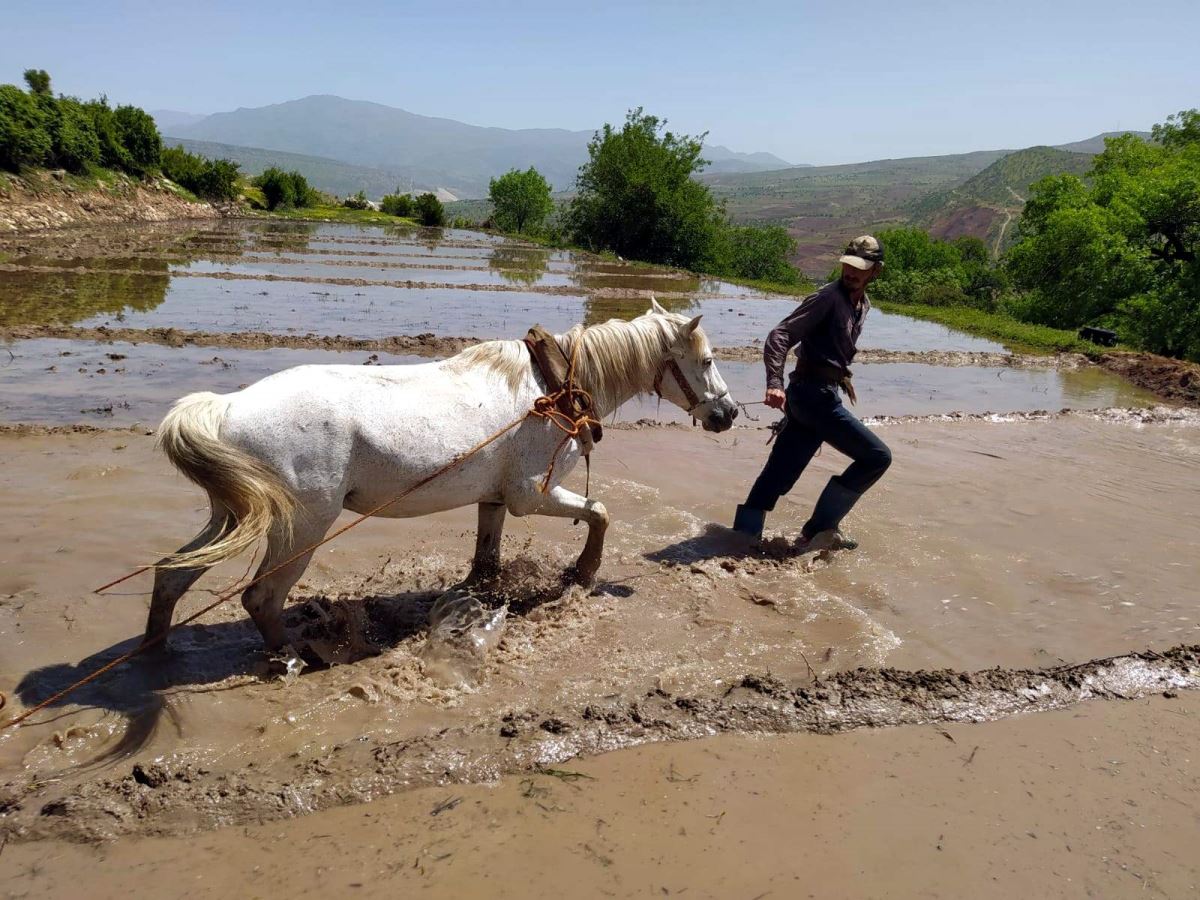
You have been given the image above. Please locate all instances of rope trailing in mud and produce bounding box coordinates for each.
[5,338,600,731]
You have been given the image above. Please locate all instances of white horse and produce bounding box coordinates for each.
[145,300,738,651]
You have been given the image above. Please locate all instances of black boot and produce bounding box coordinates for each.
[801,477,864,540]
[732,504,766,539]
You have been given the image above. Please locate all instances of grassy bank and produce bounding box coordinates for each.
[874,301,1101,356]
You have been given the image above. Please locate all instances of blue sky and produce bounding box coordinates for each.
[5,0,1197,165]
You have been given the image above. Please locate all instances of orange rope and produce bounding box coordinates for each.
[5,340,600,730]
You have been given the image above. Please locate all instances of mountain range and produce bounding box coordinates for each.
[162,95,797,199]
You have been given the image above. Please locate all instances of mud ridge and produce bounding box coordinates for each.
[2,644,1196,843]
[1100,351,1200,406]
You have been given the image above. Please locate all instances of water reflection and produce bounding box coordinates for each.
[246,221,318,255]
[584,293,697,325]
[571,259,703,295]
[0,267,170,326]
[488,245,551,286]
[416,227,445,252]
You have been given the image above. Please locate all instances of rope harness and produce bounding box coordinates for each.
[3,331,611,731]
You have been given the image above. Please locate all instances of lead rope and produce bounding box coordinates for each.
[5,343,602,731]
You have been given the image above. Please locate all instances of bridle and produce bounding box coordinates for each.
[653,355,729,415]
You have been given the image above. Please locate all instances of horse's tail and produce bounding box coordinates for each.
[156,392,297,569]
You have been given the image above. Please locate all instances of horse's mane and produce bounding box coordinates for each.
[449,312,708,413]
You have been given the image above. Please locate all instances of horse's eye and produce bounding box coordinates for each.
[703,358,714,368]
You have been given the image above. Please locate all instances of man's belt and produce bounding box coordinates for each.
[523,325,603,449]
[795,358,857,405]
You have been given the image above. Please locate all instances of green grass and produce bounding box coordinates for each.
[257,204,417,226]
[874,301,1101,356]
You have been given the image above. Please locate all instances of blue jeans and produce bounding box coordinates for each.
[744,379,891,536]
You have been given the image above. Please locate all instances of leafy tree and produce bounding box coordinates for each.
[48,97,101,172]
[0,84,51,171]
[196,158,240,201]
[380,192,413,217]
[415,191,445,226]
[1007,112,1199,358]
[712,224,800,284]
[84,98,133,171]
[23,69,51,97]
[113,105,161,174]
[489,166,554,233]
[567,108,723,269]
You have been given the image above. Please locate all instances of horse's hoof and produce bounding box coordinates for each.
[564,564,598,588]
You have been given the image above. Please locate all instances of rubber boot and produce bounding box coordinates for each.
[801,477,863,539]
[732,504,766,539]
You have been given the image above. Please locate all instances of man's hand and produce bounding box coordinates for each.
[765,387,786,410]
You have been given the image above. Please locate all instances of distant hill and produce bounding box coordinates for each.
[1052,130,1151,155]
[704,132,1147,272]
[150,109,208,132]
[168,95,801,198]
[913,146,1094,253]
[163,136,447,199]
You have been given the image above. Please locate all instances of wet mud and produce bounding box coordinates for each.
[3,643,1197,843]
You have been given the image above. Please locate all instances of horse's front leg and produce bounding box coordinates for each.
[463,501,506,585]
[510,484,609,586]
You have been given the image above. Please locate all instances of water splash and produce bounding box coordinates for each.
[420,589,509,689]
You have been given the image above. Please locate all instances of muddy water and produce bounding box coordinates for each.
[0,340,1157,427]
[1,414,1198,838]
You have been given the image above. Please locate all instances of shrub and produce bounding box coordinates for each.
[415,192,445,226]
[713,224,800,284]
[161,145,241,200]
[253,167,315,210]
[342,190,369,210]
[113,105,161,174]
[0,84,51,171]
[380,192,413,217]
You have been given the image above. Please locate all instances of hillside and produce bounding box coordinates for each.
[169,95,798,198]
[704,133,1144,272]
[913,146,1094,253]
[163,137,444,199]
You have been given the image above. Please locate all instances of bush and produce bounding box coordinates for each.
[712,224,800,284]
[113,105,161,174]
[23,69,51,97]
[161,145,241,200]
[0,84,51,171]
[48,97,101,173]
[253,167,315,210]
[415,192,445,226]
[342,190,369,210]
[380,192,413,217]
[489,167,554,233]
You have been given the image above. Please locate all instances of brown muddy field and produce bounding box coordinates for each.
[2,220,1199,897]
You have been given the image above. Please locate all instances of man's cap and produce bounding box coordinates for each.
[839,235,884,270]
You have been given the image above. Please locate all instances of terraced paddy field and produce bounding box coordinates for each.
[1,220,1197,896]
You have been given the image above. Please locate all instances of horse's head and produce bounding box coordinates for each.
[645,298,738,432]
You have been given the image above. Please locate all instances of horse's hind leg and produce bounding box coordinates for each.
[241,508,339,651]
[464,501,506,585]
[142,513,228,650]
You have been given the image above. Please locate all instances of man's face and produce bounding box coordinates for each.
[841,262,879,293]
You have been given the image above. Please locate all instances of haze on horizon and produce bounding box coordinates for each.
[5,0,1198,166]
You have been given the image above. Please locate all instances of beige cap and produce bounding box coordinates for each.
[838,234,884,270]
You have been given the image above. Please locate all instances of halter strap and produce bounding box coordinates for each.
[653,357,728,414]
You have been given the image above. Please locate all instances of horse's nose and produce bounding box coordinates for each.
[730,405,739,421]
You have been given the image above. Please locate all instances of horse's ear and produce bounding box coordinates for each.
[685,314,703,334]
[649,296,668,315]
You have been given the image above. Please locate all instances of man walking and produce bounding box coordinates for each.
[733,236,892,550]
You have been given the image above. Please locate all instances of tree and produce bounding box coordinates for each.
[415,192,445,226]
[712,224,800,284]
[380,192,413,217]
[489,167,554,234]
[23,69,51,97]
[84,98,133,171]
[566,108,723,269]
[1006,111,1200,359]
[113,105,161,174]
[0,84,51,171]
[48,97,101,172]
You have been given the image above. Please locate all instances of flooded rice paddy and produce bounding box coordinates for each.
[1,219,1197,843]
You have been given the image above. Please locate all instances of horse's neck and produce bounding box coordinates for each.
[559,326,658,418]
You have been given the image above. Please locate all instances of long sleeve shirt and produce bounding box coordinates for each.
[763,279,870,391]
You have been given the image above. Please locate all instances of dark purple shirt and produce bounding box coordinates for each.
[763,279,870,390]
